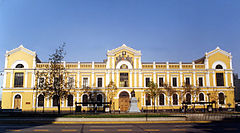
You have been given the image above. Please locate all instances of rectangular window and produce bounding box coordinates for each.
[83,78,88,88]
[172,77,177,87]
[185,77,190,86]
[68,77,75,87]
[97,78,102,87]
[146,94,151,106]
[120,73,128,87]
[14,72,24,87]
[159,77,164,87]
[145,77,150,87]
[198,77,203,87]
[216,73,224,86]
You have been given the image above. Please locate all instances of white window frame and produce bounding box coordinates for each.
[67,76,75,88]
[171,77,178,87]
[158,93,166,106]
[157,76,165,88]
[197,76,205,87]
[96,77,104,88]
[82,77,89,88]
[184,77,191,86]
[144,77,151,87]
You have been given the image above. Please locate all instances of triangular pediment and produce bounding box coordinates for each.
[107,44,141,56]
[5,45,36,56]
[206,46,232,58]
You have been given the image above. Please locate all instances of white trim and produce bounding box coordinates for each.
[225,72,228,87]
[12,93,22,109]
[171,76,178,87]
[206,72,210,87]
[212,61,227,69]
[24,72,28,88]
[91,72,94,87]
[139,72,142,87]
[134,72,137,87]
[180,72,183,87]
[199,92,205,102]
[11,60,29,69]
[116,60,133,69]
[213,72,216,87]
[144,77,151,87]
[3,71,7,88]
[139,57,142,69]
[157,76,165,88]
[197,76,205,87]
[130,72,132,87]
[116,89,131,99]
[193,72,196,86]
[77,72,80,88]
[96,77,104,88]
[10,72,13,88]
[82,77,89,88]
[158,93,166,106]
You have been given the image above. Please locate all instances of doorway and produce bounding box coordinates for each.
[14,94,21,109]
[119,91,130,112]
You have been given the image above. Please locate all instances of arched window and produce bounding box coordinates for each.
[159,93,164,105]
[97,94,103,106]
[14,94,21,109]
[82,94,88,106]
[52,95,58,107]
[16,64,24,68]
[120,64,128,69]
[216,65,223,69]
[186,94,191,103]
[199,93,204,102]
[173,94,178,105]
[67,94,73,106]
[219,93,225,104]
[38,94,44,107]
[145,94,151,106]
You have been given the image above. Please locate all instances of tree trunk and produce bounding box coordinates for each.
[58,96,61,115]
[153,97,156,113]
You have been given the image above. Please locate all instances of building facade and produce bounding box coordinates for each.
[2,44,235,112]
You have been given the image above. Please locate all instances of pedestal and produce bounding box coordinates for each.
[128,97,140,113]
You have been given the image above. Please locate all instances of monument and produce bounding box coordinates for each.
[128,89,141,113]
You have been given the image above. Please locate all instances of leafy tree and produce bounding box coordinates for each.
[106,81,117,112]
[34,44,73,114]
[145,81,161,112]
[163,83,176,106]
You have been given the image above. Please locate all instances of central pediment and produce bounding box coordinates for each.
[107,44,141,56]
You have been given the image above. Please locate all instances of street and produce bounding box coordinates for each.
[1,122,240,133]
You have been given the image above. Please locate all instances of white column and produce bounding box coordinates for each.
[134,57,137,69]
[47,98,49,107]
[179,62,182,69]
[106,57,110,69]
[111,57,115,69]
[130,71,132,87]
[116,71,119,88]
[153,72,156,83]
[112,71,114,82]
[92,72,94,87]
[205,57,209,69]
[231,72,234,86]
[192,61,195,69]
[139,57,142,69]
[77,72,80,88]
[3,71,7,88]
[180,72,183,87]
[166,62,169,69]
[134,72,137,87]
[193,72,196,86]
[225,72,228,87]
[213,72,216,87]
[106,71,110,85]
[24,72,28,88]
[153,61,156,69]
[167,72,169,85]
[31,72,35,88]
[10,71,13,88]
[77,92,79,103]
[92,61,94,69]
[230,56,233,69]
[139,72,142,87]
[206,72,210,87]
[61,98,64,107]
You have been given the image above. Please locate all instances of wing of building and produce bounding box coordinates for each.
[1,44,235,112]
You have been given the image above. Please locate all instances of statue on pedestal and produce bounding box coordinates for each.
[128,89,140,113]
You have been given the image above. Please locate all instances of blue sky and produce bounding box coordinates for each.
[0,0,240,99]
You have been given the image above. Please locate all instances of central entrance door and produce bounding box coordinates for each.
[14,94,21,109]
[119,91,130,112]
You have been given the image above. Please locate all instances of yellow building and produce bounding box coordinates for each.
[1,44,235,112]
